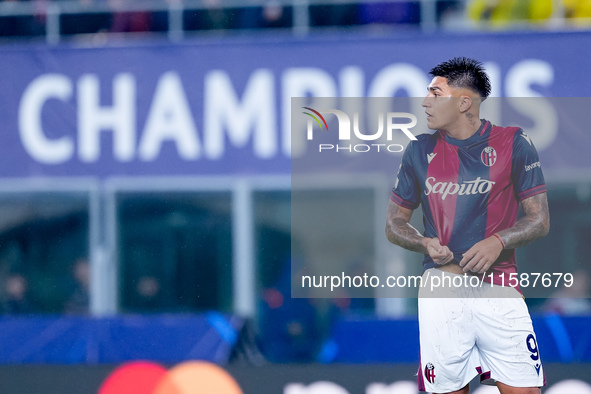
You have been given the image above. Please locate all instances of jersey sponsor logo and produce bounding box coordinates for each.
[424,363,436,384]
[427,152,437,163]
[525,161,541,172]
[481,146,497,167]
[424,176,495,200]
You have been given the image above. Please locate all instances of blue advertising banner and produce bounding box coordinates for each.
[0,313,242,364]
[0,31,590,178]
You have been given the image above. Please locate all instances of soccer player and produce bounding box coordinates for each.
[385,57,550,394]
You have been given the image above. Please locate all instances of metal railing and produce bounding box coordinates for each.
[0,0,441,44]
[0,0,582,46]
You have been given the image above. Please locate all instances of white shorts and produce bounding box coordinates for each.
[417,269,545,392]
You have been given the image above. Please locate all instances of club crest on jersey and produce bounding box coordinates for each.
[481,146,497,167]
[424,362,436,384]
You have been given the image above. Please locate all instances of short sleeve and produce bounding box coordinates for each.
[391,140,421,210]
[512,129,547,200]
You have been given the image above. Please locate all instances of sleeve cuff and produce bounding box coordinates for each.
[518,184,547,201]
[390,191,419,210]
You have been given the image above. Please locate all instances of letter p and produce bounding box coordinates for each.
[331,276,341,292]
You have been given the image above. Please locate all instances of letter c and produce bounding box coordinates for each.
[19,74,74,164]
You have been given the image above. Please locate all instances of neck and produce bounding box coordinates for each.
[443,115,481,140]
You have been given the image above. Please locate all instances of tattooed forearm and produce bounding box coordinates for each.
[496,192,550,250]
[386,200,428,254]
[387,218,428,253]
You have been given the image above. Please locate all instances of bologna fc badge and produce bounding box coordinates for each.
[425,362,436,384]
[481,146,497,167]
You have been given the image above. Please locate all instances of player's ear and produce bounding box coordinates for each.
[459,96,472,113]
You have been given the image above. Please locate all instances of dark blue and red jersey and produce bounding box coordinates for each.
[391,119,546,285]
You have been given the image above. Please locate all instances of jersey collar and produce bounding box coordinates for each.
[442,119,491,147]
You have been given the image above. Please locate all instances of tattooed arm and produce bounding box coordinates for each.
[497,192,550,249]
[460,192,550,273]
[386,199,426,253]
[386,199,454,265]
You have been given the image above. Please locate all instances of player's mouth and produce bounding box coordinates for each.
[425,112,433,118]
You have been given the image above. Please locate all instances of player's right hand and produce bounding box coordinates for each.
[425,237,454,265]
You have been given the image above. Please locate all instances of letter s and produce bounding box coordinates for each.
[505,60,557,151]
[424,177,435,196]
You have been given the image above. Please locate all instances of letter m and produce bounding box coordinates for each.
[205,69,276,159]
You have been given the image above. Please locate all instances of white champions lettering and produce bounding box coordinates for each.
[424,177,495,200]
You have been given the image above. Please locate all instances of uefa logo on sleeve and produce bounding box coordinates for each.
[481,146,497,167]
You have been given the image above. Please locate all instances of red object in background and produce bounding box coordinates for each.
[263,288,284,309]
[98,362,167,394]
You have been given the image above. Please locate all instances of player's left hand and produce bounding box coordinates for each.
[459,236,504,273]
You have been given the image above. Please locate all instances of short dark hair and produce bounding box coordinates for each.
[430,57,491,98]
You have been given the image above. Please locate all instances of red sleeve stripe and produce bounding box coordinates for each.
[417,362,426,391]
[390,192,419,210]
[518,184,547,201]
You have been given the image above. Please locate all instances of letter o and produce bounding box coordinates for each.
[370,276,380,287]
[352,276,363,287]
[479,181,494,194]
[387,144,404,152]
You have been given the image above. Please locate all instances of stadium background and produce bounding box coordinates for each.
[1,0,591,393]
